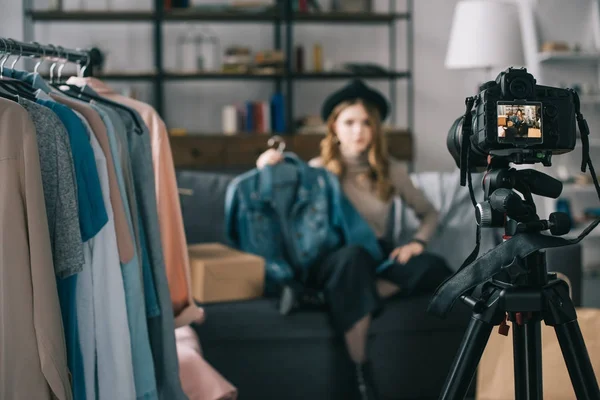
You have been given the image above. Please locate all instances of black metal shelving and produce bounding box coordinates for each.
[290,71,410,79]
[291,11,409,23]
[164,72,283,80]
[22,0,413,134]
[163,9,280,22]
[26,9,408,23]
[25,10,156,21]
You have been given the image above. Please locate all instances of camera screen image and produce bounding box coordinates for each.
[497,103,542,143]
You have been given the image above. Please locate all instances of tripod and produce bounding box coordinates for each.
[437,164,600,400]
[439,250,599,400]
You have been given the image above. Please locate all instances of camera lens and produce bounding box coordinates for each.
[446,114,487,171]
[446,116,464,167]
[509,77,533,98]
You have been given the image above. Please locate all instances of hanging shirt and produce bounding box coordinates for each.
[19,97,86,399]
[89,102,159,400]
[92,101,160,319]
[36,98,108,241]
[93,104,142,257]
[0,97,72,400]
[80,115,137,400]
[101,101,188,400]
[18,97,84,277]
[33,97,93,400]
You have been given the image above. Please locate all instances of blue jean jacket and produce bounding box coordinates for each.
[225,153,393,294]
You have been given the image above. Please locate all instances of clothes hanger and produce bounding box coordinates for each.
[0,41,25,101]
[268,135,286,153]
[56,81,145,135]
[6,40,37,97]
[56,51,68,85]
[54,56,145,134]
[33,42,46,76]
[0,41,18,102]
[0,39,37,101]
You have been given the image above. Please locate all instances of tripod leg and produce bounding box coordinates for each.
[555,321,600,400]
[544,279,600,400]
[439,315,494,400]
[512,314,543,400]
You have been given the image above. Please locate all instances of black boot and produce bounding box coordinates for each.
[278,283,325,316]
[278,284,299,315]
[353,361,380,400]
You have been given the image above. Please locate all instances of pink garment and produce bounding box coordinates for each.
[175,326,238,400]
[67,77,203,327]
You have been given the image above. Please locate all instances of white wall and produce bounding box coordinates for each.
[1,0,23,41]
[2,0,598,172]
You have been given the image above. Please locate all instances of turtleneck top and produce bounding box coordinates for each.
[309,151,439,243]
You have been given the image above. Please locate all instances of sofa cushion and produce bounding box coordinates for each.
[194,294,471,342]
[193,295,474,400]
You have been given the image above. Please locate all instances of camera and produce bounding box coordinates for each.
[431,67,600,400]
[447,67,577,169]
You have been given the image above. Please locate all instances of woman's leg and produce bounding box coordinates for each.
[379,252,452,297]
[376,279,401,298]
[345,315,371,363]
[311,245,381,359]
[374,239,401,298]
[308,245,381,399]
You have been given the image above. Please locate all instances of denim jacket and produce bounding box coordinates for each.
[225,153,393,295]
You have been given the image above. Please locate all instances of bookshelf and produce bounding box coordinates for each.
[23,0,413,148]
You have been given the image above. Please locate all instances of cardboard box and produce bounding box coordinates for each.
[188,243,265,303]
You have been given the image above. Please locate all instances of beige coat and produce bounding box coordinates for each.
[0,98,72,400]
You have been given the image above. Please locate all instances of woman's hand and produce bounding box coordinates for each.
[389,241,425,264]
[256,148,284,169]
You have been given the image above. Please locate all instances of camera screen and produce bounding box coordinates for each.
[496,103,542,143]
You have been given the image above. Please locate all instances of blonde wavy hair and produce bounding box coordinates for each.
[320,99,394,202]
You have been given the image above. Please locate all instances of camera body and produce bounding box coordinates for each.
[448,67,578,169]
[475,67,576,155]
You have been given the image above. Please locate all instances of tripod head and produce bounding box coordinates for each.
[475,156,571,238]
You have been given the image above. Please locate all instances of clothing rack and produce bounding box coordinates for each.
[0,37,94,75]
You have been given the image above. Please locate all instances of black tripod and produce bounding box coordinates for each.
[438,165,600,400]
[439,250,599,399]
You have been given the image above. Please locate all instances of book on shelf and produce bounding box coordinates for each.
[223,93,285,135]
[293,0,320,12]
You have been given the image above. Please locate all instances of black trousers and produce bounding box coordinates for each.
[306,243,452,334]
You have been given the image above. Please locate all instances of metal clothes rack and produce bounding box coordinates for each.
[0,37,93,75]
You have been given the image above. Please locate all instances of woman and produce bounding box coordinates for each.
[514,109,529,137]
[256,79,451,400]
[514,109,524,126]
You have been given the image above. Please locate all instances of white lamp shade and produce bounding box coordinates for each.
[445,0,525,70]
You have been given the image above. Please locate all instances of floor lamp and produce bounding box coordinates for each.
[445,0,526,88]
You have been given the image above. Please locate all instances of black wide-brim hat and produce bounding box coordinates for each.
[321,79,389,122]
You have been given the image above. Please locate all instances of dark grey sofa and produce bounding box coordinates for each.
[176,168,582,400]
